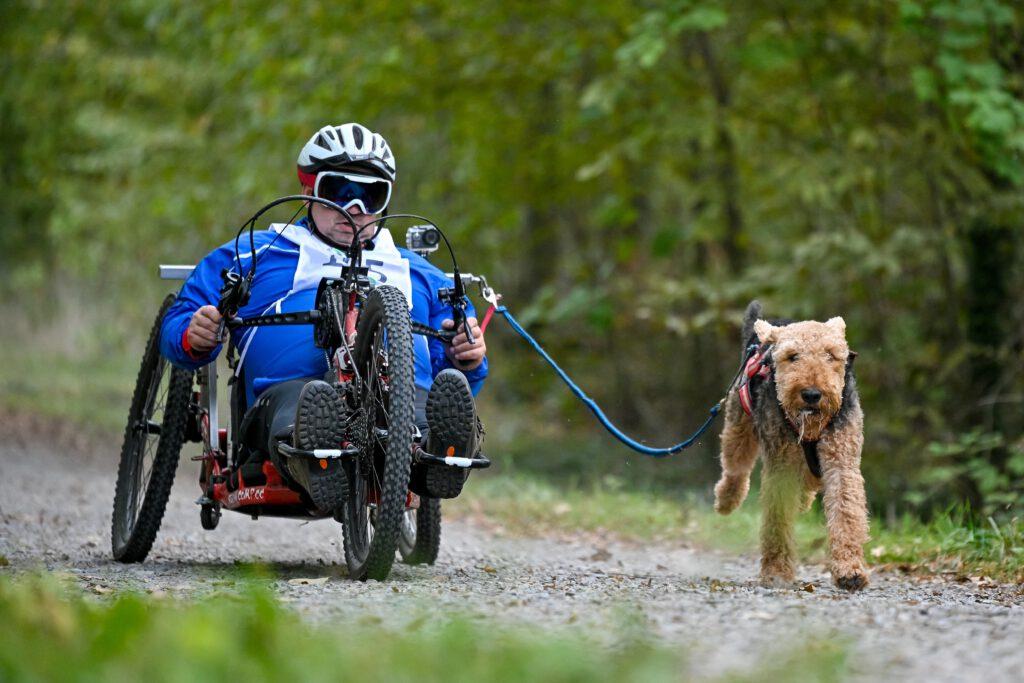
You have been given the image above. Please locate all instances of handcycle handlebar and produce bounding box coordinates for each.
[158,196,499,348]
[217,308,458,343]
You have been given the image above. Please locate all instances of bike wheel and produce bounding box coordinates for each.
[398,497,442,566]
[342,285,415,581]
[111,294,193,563]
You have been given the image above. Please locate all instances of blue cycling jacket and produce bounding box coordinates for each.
[159,218,488,407]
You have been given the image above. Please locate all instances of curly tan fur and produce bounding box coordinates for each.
[714,307,869,591]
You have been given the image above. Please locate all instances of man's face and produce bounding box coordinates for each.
[307,187,379,247]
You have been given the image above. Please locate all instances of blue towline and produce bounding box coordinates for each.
[493,305,724,458]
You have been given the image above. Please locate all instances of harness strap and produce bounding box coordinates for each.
[802,441,822,478]
[738,344,772,418]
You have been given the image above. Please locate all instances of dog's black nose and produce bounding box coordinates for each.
[801,388,822,405]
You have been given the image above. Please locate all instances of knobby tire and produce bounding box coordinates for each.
[111,293,192,563]
[398,497,442,565]
[342,285,416,580]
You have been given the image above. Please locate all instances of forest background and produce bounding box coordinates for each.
[2,0,1022,522]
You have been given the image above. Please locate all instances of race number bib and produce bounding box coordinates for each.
[271,223,413,308]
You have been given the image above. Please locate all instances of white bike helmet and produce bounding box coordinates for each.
[296,122,396,187]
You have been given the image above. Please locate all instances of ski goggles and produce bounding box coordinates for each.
[313,171,392,216]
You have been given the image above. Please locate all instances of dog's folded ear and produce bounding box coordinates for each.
[753,319,777,344]
[825,316,846,335]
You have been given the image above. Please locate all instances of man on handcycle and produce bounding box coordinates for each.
[159,122,487,512]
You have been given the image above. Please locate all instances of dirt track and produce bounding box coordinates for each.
[1,431,1023,682]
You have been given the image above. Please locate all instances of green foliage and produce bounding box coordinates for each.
[2,0,1023,517]
[869,506,1024,580]
[916,431,1024,515]
[0,574,850,683]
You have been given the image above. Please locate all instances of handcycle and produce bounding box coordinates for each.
[110,195,494,580]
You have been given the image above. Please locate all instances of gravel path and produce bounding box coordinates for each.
[1,435,1022,682]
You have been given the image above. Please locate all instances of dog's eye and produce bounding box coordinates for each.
[786,353,799,363]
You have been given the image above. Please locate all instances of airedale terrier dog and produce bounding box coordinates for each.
[714,301,869,591]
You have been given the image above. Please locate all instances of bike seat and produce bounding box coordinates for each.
[273,424,294,441]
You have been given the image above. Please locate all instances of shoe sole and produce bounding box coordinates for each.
[424,371,475,499]
[292,381,348,512]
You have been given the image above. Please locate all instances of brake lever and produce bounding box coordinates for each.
[216,269,250,343]
[452,301,475,345]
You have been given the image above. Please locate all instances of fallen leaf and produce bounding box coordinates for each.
[589,548,612,562]
[801,583,815,592]
[288,577,329,586]
[482,565,497,574]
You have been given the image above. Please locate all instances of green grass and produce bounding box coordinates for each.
[451,473,1024,581]
[0,345,136,434]
[868,508,1024,581]
[0,574,849,683]
[451,473,826,553]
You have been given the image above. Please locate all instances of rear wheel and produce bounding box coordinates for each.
[341,285,415,580]
[398,497,441,565]
[111,294,192,562]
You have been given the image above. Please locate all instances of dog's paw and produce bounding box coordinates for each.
[713,477,747,515]
[713,497,737,515]
[832,565,869,592]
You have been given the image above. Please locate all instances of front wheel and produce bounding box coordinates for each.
[111,294,192,562]
[341,285,416,580]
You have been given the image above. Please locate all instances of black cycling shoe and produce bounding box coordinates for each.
[422,369,482,499]
[289,380,348,513]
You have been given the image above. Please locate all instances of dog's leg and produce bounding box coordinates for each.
[714,393,759,515]
[758,456,802,586]
[800,469,821,513]
[819,414,869,591]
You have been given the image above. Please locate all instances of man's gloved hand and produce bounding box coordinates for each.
[187,305,223,355]
[442,316,486,371]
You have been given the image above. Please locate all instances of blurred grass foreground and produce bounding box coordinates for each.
[0,575,850,683]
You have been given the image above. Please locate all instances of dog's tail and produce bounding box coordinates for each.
[741,300,763,347]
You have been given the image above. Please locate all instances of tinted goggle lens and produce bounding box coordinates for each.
[315,173,391,214]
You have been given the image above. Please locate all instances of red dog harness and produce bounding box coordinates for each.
[737,344,772,417]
